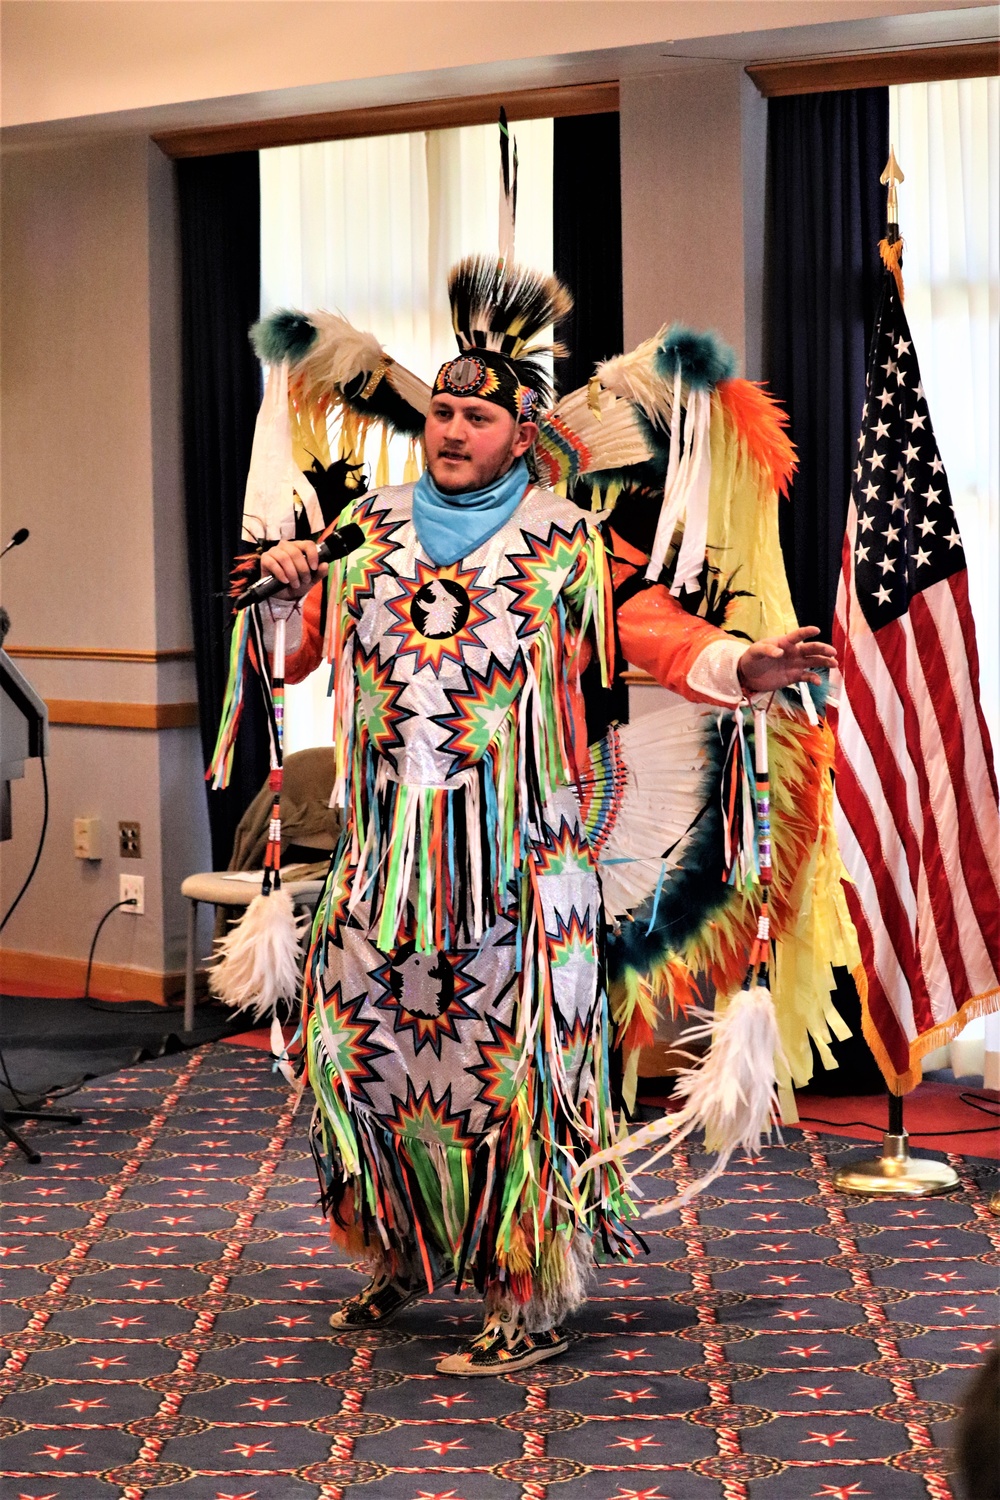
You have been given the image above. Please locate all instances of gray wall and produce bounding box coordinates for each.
[0,135,211,977]
[620,63,768,378]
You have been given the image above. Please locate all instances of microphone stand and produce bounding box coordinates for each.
[0,1100,83,1167]
[0,578,82,1161]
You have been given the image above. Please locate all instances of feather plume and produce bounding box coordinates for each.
[208,888,308,1021]
[297,311,388,392]
[597,324,736,435]
[251,310,318,366]
[596,329,678,430]
[447,254,572,360]
[573,983,784,1213]
[717,378,797,497]
[536,384,653,484]
[384,362,434,421]
[655,325,736,389]
[252,307,430,437]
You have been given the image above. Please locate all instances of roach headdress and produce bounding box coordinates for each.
[433,254,573,418]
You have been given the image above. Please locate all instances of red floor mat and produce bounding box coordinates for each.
[790,1081,999,1158]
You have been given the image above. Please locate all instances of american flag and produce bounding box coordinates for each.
[832,260,1000,1093]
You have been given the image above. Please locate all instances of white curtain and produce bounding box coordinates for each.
[259,120,554,751]
[889,78,999,757]
[890,78,1000,1079]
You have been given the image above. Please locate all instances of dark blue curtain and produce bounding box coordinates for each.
[177,152,267,869]
[553,112,623,396]
[765,88,889,641]
[765,90,889,1095]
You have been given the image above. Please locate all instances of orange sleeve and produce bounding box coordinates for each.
[617,585,734,699]
[283,582,326,685]
[610,530,743,706]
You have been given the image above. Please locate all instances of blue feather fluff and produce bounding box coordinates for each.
[655,325,736,390]
[250,310,318,366]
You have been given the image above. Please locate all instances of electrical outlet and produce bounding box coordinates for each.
[120,873,144,915]
[119,822,142,858]
[73,817,101,860]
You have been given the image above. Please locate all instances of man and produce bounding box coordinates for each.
[260,257,834,1375]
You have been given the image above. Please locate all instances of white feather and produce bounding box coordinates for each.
[573,984,784,1213]
[300,311,385,390]
[543,385,652,475]
[269,1014,303,1089]
[293,310,432,420]
[208,887,308,1022]
[595,697,714,918]
[596,328,681,429]
[386,362,432,416]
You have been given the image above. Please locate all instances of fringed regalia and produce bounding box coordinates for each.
[212,243,864,1256]
[289,480,637,1327]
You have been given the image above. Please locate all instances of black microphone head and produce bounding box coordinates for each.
[12,528,29,546]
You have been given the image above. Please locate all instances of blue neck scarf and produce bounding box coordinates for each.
[412,457,530,567]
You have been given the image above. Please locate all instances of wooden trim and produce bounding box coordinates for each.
[7,645,194,664]
[46,700,199,729]
[0,948,201,1005]
[155,80,619,159]
[747,40,999,97]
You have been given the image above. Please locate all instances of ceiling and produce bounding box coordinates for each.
[1,0,996,146]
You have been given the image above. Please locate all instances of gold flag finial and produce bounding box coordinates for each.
[880,146,904,232]
[878,146,905,299]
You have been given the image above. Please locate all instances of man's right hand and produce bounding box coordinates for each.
[258,538,327,600]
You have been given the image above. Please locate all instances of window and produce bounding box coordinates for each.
[890,77,999,757]
[259,121,554,751]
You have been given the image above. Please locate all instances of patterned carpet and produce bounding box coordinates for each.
[1,1042,997,1500]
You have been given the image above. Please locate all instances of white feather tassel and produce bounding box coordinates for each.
[242,361,322,542]
[208,887,308,1022]
[573,983,784,1214]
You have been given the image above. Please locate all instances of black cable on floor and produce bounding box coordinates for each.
[797,1115,999,1138]
[959,1091,1000,1118]
[793,1085,1000,1139]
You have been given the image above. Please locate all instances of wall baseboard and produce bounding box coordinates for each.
[0,948,206,1004]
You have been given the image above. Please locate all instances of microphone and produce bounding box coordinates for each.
[233,522,366,611]
[0,528,29,561]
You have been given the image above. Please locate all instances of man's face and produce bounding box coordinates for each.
[424,394,537,494]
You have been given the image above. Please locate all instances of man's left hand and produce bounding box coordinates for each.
[737,626,837,695]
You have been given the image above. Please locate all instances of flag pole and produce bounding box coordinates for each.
[833,147,959,1200]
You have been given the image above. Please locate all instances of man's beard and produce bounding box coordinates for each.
[429,444,517,494]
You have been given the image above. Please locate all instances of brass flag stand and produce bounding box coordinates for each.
[833,148,960,1201]
[833,1091,960,1199]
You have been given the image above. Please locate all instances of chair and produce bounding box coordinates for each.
[180,870,325,1031]
[180,747,339,1031]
